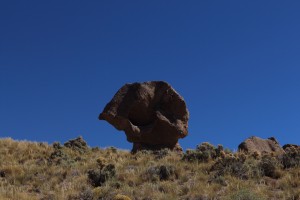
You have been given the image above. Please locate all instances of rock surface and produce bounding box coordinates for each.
[238,136,284,155]
[99,81,189,152]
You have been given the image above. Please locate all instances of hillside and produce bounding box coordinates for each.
[0,137,300,200]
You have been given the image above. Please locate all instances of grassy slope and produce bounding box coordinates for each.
[0,138,299,200]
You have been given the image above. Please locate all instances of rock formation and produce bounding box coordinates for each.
[99,81,189,152]
[238,136,284,155]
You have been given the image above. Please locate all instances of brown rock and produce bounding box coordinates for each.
[99,81,189,152]
[238,136,284,155]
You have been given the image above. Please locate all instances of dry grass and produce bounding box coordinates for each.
[0,138,300,200]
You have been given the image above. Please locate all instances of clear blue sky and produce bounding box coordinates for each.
[1,1,300,151]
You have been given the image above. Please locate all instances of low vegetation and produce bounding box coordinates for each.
[0,137,300,200]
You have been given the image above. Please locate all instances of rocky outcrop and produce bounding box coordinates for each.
[238,136,284,155]
[99,81,189,152]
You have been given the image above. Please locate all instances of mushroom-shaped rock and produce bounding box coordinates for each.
[99,81,189,152]
[238,136,284,155]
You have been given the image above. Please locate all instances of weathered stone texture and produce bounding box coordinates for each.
[99,81,189,152]
[238,136,284,155]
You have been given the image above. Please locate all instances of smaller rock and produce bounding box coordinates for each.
[238,136,284,155]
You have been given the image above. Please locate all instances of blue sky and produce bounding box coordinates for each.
[1,1,300,151]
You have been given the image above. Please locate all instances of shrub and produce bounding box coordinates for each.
[0,170,6,178]
[229,189,265,200]
[96,156,107,169]
[52,142,62,149]
[40,194,55,200]
[259,155,282,179]
[88,164,116,187]
[210,153,260,179]
[144,165,178,181]
[48,147,71,165]
[107,146,118,153]
[211,153,284,180]
[208,175,228,186]
[113,194,132,200]
[183,143,227,162]
[91,147,100,152]
[133,148,171,159]
[159,165,176,181]
[196,142,217,159]
[68,188,93,200]
[135,149,153,156]
[182,149,210,162]
[64,136,88,153]
[153,148,170,159]
[282,146,300,169]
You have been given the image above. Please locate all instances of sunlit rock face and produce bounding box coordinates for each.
[99,81,189,152]
[238,136,284,155]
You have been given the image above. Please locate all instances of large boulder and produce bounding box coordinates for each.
[238,136,284,155]
[99,81,189,152]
